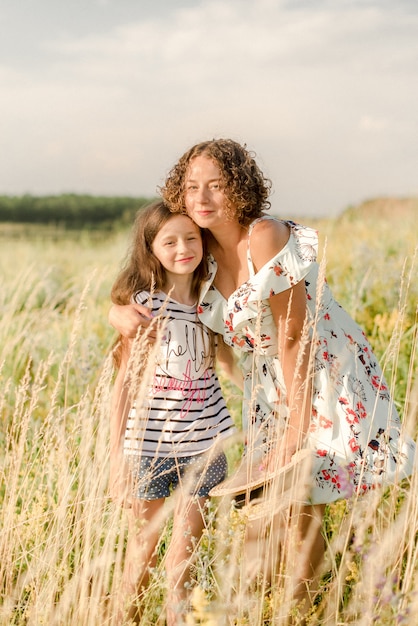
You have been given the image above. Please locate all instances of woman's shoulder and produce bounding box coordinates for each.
[249,216,291,270]
[250,216,289,240]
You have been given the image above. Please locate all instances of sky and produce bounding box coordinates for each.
[1,0,417,217]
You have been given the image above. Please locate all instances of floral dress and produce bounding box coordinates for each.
[198,216,415,504]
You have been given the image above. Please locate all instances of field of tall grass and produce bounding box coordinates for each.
[1,200,417,625]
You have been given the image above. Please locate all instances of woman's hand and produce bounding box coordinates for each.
[109,303,156,341]
[260,422,308,473]
[259,444,298,474]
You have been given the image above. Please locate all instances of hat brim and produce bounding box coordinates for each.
[209,448,312,498]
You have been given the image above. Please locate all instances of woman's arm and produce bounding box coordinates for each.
[250,219,312,465]
[109,303,157,340]
[269,280,312,464]
[216,338,244,391]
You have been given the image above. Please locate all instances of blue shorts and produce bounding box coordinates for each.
[130,452,228,500]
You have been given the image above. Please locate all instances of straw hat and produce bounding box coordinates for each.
[210,449,313,520]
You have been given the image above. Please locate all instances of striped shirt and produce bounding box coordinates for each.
[123,291,235,458]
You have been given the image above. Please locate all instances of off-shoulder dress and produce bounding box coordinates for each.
[198,216,415,504]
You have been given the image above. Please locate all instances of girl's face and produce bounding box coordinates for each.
[151,214,203,278]
[184,155,230,229]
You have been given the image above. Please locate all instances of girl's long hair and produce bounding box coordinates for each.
[111,200,209,366]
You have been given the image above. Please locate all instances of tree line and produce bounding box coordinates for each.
[0,194,154,229]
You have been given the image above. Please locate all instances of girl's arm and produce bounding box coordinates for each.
[109,303,156,340]
[109,342,133,505]
[216,338,244,391]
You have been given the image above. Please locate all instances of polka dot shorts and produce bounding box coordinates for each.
[130,452,228,500]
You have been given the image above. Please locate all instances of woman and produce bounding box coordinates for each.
[110,139,415,619]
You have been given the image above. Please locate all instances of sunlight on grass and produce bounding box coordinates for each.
[0,210,417,625]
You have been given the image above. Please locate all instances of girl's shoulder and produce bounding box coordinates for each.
[132,290,152,305]
[132,290,165,313]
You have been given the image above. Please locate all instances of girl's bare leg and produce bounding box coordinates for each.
[115,498,166,625]
[164,496,206,626]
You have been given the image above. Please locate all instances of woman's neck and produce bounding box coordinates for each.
[207,222,248,254]
[206,223,250,298]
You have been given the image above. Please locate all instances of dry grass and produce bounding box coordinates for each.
[0,208,417,625]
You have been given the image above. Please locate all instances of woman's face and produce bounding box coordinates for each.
[184,156,231,230]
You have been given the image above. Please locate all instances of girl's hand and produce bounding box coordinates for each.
[109,303,156,341]
[109,454,132,508]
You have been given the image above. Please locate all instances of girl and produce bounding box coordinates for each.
[110,200,235,625]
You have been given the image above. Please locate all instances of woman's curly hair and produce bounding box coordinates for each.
[160,139,272,226]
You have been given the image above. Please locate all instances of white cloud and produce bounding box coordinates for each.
[359,116,389,133]
[1,0,417,214]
